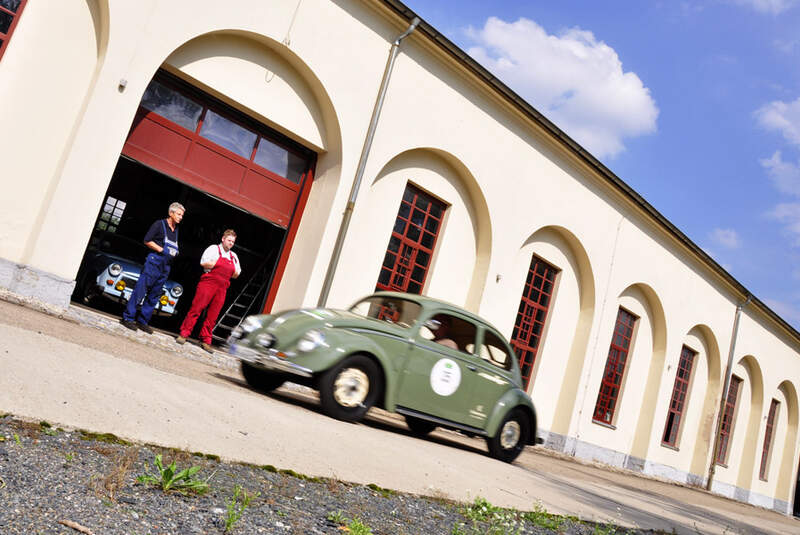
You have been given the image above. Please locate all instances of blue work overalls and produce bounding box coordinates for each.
[123,220,179,325]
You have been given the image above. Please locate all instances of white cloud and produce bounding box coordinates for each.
[465,17,658,159]
[732,0,799,14]
[768,202,800,244]
[709,228,741,249]
[773,38,800,54]
[760,151,800,196]
[755,97,800,147]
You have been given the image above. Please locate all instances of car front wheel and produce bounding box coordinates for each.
[319,354,380,423]
[241,362,285,392]
[486,408,529,463]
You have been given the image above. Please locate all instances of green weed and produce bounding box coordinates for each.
[136,454,210,495]
[326,510,347,524]
[191,451,220,461]
[522,502,567,531]
[39,422,58,436]
[347,517,374,535]
[456,497,524,535]
[79,430,130,445]
[224,485,259,533]
[366,483,396,498]
[13,433,20,445]
[325,511,373,535]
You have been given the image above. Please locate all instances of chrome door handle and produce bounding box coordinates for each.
[467,365,477,371]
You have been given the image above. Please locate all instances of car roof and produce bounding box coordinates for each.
[366,291,505,335]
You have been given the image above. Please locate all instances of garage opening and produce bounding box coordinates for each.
[71,157,286,339]
[71,71,316,343]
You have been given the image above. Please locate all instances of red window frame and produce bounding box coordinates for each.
[593,308,638,425]
[716,375,742,465]
[759,399,780,481]
[376,184,446,294]
[0,0,27,61]
[661,345,697,447]
[510,255,558,390]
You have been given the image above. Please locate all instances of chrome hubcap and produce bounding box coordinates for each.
[333,368,369,408]
[499,420,521,449]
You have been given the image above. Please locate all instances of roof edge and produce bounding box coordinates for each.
[377,0,800,345]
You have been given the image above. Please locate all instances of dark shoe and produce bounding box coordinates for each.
[120,319,138,331]
[201,343,214,354]
[175,336,187,345]
[137,323,154,335]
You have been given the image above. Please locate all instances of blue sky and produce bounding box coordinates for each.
[403,0,800,328]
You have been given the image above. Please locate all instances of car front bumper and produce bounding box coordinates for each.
[231,343,313,378]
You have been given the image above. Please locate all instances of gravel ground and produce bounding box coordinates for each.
[0,416,670,535]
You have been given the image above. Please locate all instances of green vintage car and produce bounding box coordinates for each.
[228,292,539,462]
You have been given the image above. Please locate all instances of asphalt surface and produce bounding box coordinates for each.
[1,297,798,534]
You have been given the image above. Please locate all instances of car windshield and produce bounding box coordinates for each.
[349,296,422,328]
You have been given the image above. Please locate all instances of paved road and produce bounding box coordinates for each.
[1,298,798,534]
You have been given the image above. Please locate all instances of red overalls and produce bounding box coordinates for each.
[179,245,237,344]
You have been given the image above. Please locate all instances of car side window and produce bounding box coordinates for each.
[418,313,478,355]
[479,329,512,370]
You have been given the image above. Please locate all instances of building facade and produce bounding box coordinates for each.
[1,0,799,514]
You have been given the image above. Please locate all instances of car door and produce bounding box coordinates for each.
[464,326,516,428]
[395,311,482,425]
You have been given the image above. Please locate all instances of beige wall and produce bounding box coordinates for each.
[0,0,101,263]
[1,0,800,510]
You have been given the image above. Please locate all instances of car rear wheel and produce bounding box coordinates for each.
[486,408,529,463]
[404,415,437,436]
[241,362,285,392]
[319,354,380,423]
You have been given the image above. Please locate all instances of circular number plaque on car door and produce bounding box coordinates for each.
[430,358,461,396]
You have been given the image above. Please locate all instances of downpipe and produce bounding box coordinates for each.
[317,17,421,307]
[706,294,751,490]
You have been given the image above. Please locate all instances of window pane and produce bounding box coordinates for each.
[0,10,11,33]
[286,151,307,183]
[253,138,307,183]
[199,109,257,158]
[140,81,203,132]
[0,0,21,13]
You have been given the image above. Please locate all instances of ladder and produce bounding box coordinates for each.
[211,255,275,344]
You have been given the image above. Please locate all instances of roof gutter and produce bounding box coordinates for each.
[377,0,800,345]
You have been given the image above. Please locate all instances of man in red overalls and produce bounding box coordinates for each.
[176,229,241,353]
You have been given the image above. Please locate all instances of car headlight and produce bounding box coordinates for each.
[256,333,276,348]
[241,316,263,333]
[296,329,325,353]
[108,263,122,277]
[171,285,183,297]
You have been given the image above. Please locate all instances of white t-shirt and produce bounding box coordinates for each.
[200,244,242,276]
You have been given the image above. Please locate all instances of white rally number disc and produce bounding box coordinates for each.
[430,358,461,396]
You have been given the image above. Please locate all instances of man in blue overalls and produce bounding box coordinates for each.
[121,202,185,333]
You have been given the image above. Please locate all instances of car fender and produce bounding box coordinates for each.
[484,389,538,444]
[315,328,403,410]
